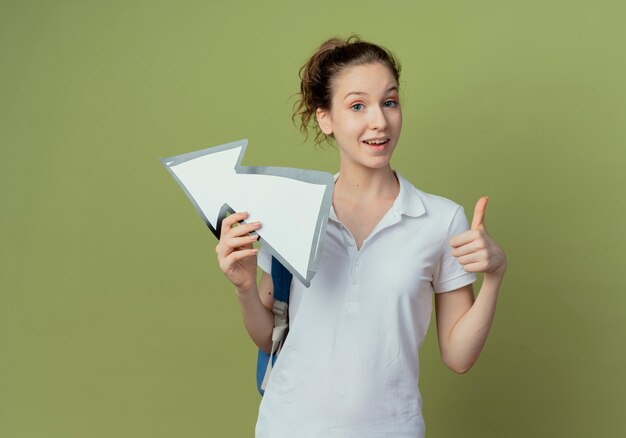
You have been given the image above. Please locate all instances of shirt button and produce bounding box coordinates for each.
[354,261,360,267]
[351,278,358,285]
[347,239,354,246]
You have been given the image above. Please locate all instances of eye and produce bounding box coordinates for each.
[351,103,365,111]
[383,100,398,108]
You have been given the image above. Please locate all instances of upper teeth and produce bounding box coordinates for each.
[365,139,386,145]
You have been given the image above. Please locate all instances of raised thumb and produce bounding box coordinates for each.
[471,196,489,230]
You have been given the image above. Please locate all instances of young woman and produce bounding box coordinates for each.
[215,36,507,437]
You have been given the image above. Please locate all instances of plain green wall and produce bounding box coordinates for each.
[2,1,625,436]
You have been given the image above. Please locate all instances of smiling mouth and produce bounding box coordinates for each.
[362,138,390,146]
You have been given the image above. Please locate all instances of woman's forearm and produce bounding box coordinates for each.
[236,284,274,354]
[443,272,503,373]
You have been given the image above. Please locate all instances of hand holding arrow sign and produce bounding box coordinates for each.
[160,139,334,287]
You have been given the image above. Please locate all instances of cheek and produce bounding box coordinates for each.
[334,118,363,139]
[393,111,403,130]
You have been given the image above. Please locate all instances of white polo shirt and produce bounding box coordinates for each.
[255,172,476,438]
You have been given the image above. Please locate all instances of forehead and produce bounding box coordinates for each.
[331,63,398,98]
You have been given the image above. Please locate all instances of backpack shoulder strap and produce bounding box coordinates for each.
[256,256,293,395]
[271,256,292,304]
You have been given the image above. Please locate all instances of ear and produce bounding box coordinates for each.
[316,108,333,135]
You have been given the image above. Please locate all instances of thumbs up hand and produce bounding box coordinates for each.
[450,197,507,277]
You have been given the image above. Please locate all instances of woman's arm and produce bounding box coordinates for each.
[216,212,275,354]
[435,197,507,374]
[435,273,503,374]
[236,271,275,354]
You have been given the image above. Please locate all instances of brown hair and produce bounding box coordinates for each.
[293,35,402,145]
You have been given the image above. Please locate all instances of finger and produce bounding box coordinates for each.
[227,234,259,250]
[220,212,249,238]
[471,197,489,230]
[451,241,482,257]
[225,248,259,265]
[462,261,487,273]
[228,221,261,238]
[216,232,258,257]
[449,229,481,248]
[456,250,486,266]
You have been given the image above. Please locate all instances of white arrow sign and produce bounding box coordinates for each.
[160,139,334,287]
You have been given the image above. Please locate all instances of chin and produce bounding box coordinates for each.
[362,157,393,170]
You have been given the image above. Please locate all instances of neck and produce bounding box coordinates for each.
[335,163,398,201]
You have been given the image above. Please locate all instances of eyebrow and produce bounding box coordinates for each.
[343,86,398,101]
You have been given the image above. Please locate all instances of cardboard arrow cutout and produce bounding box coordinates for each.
[160,139,334,287]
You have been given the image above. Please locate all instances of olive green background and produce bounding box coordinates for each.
[1,1,625,437]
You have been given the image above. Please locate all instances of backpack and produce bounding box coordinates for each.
[256,256,293,395]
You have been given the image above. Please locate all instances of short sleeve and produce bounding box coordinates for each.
[257,242,272,274]
[433,206,477,293]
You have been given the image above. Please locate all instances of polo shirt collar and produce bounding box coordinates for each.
[394,171,426,218]
[329,171,426,222]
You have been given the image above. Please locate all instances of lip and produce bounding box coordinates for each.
[362,138,390,151]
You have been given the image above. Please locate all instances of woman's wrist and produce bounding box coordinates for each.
[483,268,506,291]
[235,283,257,301]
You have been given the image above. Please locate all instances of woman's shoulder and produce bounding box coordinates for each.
[396,172,464,217]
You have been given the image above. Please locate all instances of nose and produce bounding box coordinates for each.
[368,105,388,130]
